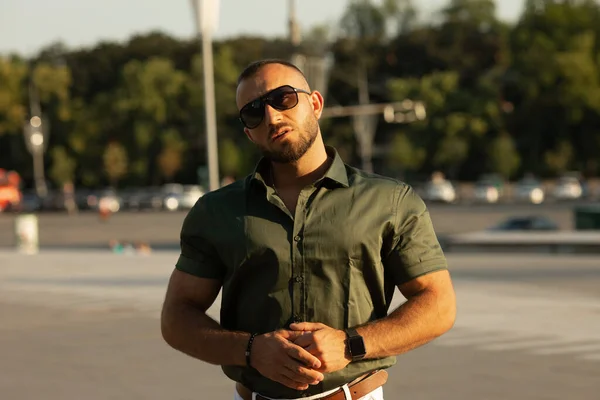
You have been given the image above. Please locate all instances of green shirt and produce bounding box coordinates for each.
[176,146,447,398]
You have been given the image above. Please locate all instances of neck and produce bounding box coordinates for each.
[271,134,329,190]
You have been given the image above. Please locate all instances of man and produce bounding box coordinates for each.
[161,59,456,400]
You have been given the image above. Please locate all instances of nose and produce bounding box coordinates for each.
[263,103,284,126]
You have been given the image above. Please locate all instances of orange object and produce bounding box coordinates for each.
[0,170,22,212]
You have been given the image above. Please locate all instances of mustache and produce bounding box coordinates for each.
[269,123,294,137]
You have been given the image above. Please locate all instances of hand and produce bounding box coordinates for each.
[289,322,351,374]
[250,330,325,391]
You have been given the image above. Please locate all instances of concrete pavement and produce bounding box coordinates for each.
[1,251,599,399]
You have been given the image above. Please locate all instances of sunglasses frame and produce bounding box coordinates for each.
[239,85,312,129]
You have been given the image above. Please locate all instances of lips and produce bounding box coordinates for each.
[271,128,291,141]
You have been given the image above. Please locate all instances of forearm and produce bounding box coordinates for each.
[161,301,250,366]
[358,288,456,359]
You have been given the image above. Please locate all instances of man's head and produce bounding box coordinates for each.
[236,59,324,163]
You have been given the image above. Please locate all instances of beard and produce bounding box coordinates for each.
[259,115,319,163]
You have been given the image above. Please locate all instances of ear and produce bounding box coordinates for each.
[310,90,325,120]
[244,128,255,143]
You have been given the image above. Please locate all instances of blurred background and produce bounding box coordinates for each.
[1,1,599,399]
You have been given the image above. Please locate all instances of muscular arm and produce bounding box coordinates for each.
[161,268,325,390]
[358,268,456,359]
[291,269,456,371]
[160,268,249,366]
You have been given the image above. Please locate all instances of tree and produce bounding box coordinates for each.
[219,138,243,179]
[157,129,187,182]
[388,70,501,179]
[0,58,28,136]
[488,133,520,179]
[545,140,573,175]
[49,146,77,186]
[506,0,600,175]
[32,62,72,122]
[103,142,128,187]
[381,0,418,35]
[386,132,426,178]
[115,57,189,183]
[340,0,387,41]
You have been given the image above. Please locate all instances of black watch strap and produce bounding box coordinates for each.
[345,328,366,361]
[346,328,360,339]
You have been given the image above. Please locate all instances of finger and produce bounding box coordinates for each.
[275,373,310,391]
[287,343,322,369]
[282,361,324,384]
[280,330,308,342]
[292,332,313,348]
[289,322,327,331]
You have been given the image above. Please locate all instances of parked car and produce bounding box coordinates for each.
[423,180,457,203]
[488,215,559,231]
[473,180,500,203]
[552,176,583,200]
[514,177,545,204]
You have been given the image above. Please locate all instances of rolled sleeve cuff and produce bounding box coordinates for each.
[175,254,224,280]
[396,259,448,285]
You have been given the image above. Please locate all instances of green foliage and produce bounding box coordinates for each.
[488,133,521,179]
[219,138,244,178]
[49,146,77,185]
[103,142,128,187]
[2,0,600,186]
[157,129,187,182]
[386,132,426,172]
[0,58,28,136]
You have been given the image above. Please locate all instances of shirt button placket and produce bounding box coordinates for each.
[293,193,307,324]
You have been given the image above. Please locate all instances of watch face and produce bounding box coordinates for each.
[349,337,366,358]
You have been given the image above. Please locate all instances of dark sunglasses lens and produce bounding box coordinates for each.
[268,86,298,110]
[240,101,264,129]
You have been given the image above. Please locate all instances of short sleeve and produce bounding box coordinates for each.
[175,197,226,280]
[384,184,448,285]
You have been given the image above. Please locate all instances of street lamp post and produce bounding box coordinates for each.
[190,0,220,192]
[23,81,49,199]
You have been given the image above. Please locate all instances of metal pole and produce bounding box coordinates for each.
[201,27,220,191]
[191,0,220,192]
[27,81,48,199]
[353,62,377,173]
[33,148,47,198]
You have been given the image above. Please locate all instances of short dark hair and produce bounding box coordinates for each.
[236,59,307,85]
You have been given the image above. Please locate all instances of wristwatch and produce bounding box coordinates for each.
[345,328,366,361]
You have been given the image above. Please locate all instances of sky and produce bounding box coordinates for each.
[0,0,524,57]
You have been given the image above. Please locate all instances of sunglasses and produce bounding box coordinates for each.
[239,85,311,129]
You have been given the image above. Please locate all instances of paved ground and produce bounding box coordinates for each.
[1,251,599,399]
[0,202,582,249]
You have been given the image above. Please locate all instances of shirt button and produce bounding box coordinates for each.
[294,276,303,283]
[294,235,302,242]
[293,314,302,323]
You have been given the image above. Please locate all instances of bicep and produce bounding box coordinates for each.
[163,268,222,312]
[384,185,448,285]
[397,269,454,300]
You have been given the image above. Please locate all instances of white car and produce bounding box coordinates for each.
[473,182,500,203]
[552,177,583,200]
[423,181,456,203]
[514,179,545,204]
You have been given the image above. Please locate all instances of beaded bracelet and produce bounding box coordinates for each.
[245,333,258,368]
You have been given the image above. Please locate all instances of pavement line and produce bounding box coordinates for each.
[531,342,600,355]
[479,338,581,351]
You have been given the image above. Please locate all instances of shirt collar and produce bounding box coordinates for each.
[251,146,349,189]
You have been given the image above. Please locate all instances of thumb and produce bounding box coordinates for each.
[280,330,307,341]
[289,322,328,331]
